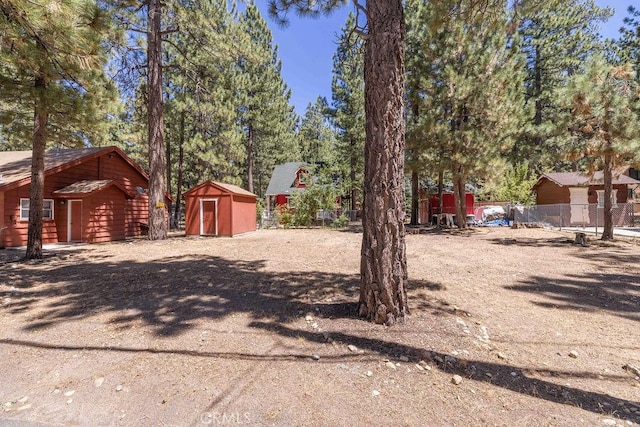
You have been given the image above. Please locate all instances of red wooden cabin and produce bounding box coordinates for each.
[0,146,167,248]
[184,181,257,237]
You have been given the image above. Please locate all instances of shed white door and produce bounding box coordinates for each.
[569,187,589,225]
[200,199,218,236]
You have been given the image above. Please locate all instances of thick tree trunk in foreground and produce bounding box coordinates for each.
[147,0,167,240]
[601,151,613,240]
[25,74,48,260]
[359,0,408,325]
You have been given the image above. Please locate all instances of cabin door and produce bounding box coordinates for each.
[569,187,589,225]
[199,199,218,236]
[67,200,83,242]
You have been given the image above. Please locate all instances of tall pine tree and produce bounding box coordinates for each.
[618,6,640,77]
[238,2,298,197]
[269,0,409,325]
[331,12,365,212]
[515,0,612,172]
[565,56,640,240]
[406,0,525,228]
[298,96,336,166]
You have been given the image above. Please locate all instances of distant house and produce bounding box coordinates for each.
[264,162,309,210]
[533,170,640,225]
[534,171,640,205]
[417,187,475,225]
[183,181,257,237]
[0,146,168,248]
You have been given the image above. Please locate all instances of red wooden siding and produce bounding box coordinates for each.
[217,196,233,236]
[1,186,59,247]
[232,195,257,235]
[83,187,128,243]
[0,191,4,248]
[295,168,308,188]
[535,179,570,205]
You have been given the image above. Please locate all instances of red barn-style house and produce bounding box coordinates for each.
[0,146,167,248]
[264,162,309,210]
[183,181,257,237]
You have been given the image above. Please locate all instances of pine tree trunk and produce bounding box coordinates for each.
[359,0,408,325]
[602,151,614,240]
[147,0,167,240]
[410,169,419,225]
[25,74,48,260]
[438,169,444,217]
[173,111,185,228]
[247,123,254,194]
[350,137,357,212]
[453,165,467,229]
[165,124,172,228]
[534,45,543,148]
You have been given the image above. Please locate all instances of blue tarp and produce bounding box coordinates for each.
[482,218,510,227]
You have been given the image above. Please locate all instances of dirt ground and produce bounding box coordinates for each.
[0,226,639,426]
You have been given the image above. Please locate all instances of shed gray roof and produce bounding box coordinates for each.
[265,162,308,196]
[213,181,257,197]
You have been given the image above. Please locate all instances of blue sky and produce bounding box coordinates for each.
[256,1,632,117]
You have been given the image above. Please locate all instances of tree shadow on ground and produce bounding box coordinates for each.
[248,322,640,423]
[488,236,576,248]
[406,226,479,237]
[506,272,640,322]
[1,249,639,423]
[1,321,638,424]
[0,252,443,336]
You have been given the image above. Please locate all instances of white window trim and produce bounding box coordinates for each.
[20,198,54,221]
[596,190,617,208]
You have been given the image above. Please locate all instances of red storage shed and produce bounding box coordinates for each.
[184,181,257,237]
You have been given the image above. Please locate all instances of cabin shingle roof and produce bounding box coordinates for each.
[537,171,640,188]
[265,162,308,196]
[0,148,105,187]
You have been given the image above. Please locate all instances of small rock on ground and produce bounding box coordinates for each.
[452,375,463,385]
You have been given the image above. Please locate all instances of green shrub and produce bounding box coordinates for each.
[276,204,294,228]
[332,213,349,228]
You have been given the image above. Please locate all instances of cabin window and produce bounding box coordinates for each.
[596,190,617,208]
[20,198,54,221]
[298,172,310,186]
